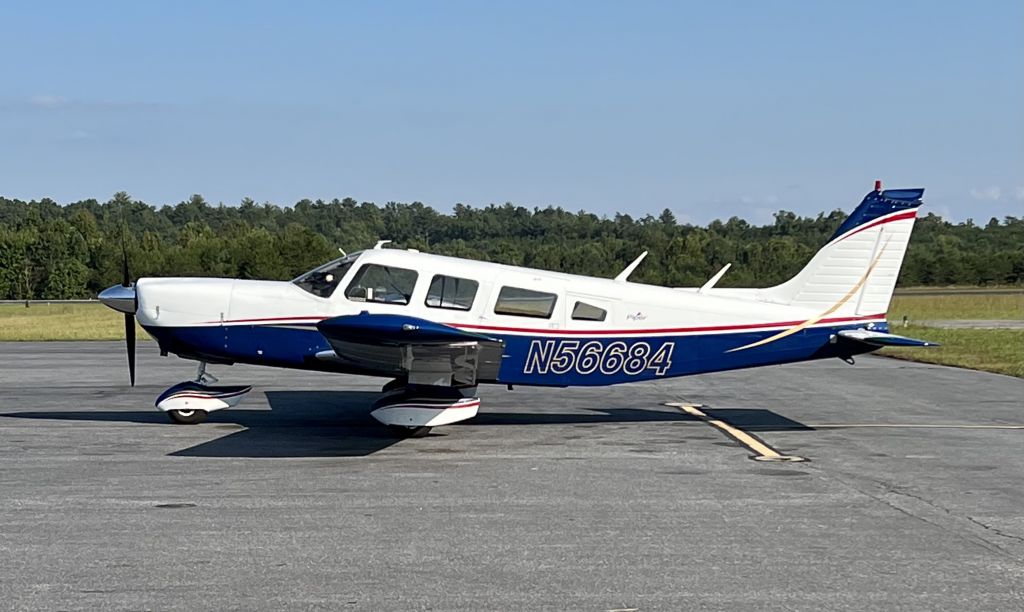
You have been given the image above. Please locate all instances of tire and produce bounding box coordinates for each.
[167,408,209,425]
[387,425,432,438]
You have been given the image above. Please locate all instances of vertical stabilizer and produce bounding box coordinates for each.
[762,186,923,317]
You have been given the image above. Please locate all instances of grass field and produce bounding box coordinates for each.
[2,292,1021,377]
[888,293,1023,321]
[881,325,1023,378]
[0,303,147,342]
[884,292,1022,378]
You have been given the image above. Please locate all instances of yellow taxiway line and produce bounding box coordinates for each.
[665,402,806,462]
[665,402,1024,462]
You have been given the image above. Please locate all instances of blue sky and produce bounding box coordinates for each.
[2,0,1021,224]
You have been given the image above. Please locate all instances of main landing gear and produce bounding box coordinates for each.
[372,381,481,438]
[153,366,479,436]
[156,362,252,425]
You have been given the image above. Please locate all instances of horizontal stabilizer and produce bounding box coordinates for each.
[317,313,498,345]
[837,328,939,347]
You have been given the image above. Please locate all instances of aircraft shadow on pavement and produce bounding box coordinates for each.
[471,407,810,431]
[0,391,393,459]
[693,408,812,432]
[0,390,810,458]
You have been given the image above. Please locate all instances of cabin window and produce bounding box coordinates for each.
[425,275,478,311]
[345,264,418,305]
[494,286,557,319]
[292,258,355,298]
[571,301,607,322]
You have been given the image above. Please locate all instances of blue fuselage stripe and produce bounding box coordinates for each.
[144,321,886,386]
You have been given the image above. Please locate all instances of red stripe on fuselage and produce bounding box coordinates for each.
[202,315,329,324]
[448,313,885,336]
[205,312,886,335]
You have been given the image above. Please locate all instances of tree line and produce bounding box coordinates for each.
[1,192,1021,299]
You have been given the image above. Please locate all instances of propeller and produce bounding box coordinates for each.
[121,238,136,387]
[99,227,140,386]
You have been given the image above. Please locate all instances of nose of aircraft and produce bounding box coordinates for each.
[98,284,137,314]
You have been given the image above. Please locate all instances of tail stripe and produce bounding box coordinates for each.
[759,186,923,317]
[831,209,918,245]
[728,236,893,352]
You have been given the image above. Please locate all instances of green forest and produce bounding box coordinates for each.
[1,192,1021,299]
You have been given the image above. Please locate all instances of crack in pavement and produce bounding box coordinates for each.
[965,515,1024,545]
[818,466,1024,563]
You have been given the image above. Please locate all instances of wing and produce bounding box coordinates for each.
[315,313,505,387]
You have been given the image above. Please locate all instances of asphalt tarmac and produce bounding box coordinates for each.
[1,342,1022,611]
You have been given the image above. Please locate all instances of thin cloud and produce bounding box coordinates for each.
[969,186,1002,201]
[14,94,167,112]
[30,94,68,108]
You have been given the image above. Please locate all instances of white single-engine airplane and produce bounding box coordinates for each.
[100,182,935,436]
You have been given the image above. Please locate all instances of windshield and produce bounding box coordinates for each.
[292,255,359,298]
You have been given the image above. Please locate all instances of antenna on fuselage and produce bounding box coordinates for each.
[614,251,648,282]
[698,263,732,294]
[338,247,347,257]
[373,240,392,250]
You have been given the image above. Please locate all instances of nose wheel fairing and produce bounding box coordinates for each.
[155,381,253,422]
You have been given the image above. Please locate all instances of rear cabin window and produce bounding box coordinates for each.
[425,275,478,311]
[345,264,418,305]
[571,301,607,322]
[494,286,557,319]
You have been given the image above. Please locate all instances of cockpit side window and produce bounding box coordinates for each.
[292,259,354,298]
[345,264,418,305]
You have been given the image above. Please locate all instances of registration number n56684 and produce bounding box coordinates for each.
[523,339,675,377]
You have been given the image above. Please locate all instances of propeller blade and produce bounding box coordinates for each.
[121,240,131,287]
[125,312,136,386]
[121,229,135,385]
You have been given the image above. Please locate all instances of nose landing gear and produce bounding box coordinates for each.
[156,362,252,425]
